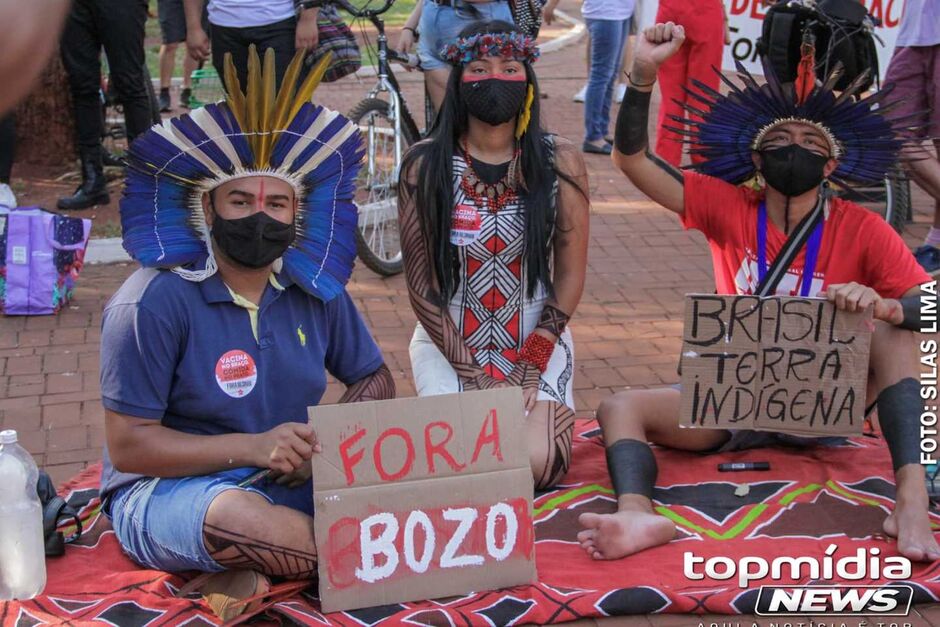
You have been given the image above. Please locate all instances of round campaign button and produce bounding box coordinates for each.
[215,350,258,398]
[450,203,482,246]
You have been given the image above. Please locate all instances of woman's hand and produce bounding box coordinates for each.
[508,361,541,413]
[296,9,320,53]
[396,27,416,70]
[396,27,415,54]
[543,2,557,25]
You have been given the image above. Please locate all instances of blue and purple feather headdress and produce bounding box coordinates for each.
[666,45,919,188]
[120,46,364,302]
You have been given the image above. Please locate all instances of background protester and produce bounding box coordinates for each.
[543,3,633,107]
[399,21,590,489]
[58,0,150,211]
[886,0,940,275]
[396,0,514,111]
[653,0,727,165]
[157,0,203,111]
[577,0,635,154]
[184,0,320,92]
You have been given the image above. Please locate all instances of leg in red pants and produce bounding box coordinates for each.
[653,0,725,167]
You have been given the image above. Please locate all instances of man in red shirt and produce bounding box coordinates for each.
[580,22,938,562]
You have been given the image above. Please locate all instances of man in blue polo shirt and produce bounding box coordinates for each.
[100,48,393,618]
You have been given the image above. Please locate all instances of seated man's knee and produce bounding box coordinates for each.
[597,390,651,427]
[870,320,918,375]
[871,320,917,353]
[204,488,271,532]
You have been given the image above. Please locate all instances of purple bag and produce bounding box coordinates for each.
[0,207,91,316]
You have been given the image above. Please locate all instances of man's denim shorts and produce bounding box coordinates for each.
[417,0,515,71]
[104,467,275,573]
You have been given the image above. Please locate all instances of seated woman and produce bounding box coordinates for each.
[398,20,590,490]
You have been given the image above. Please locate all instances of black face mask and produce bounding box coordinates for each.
[758,144,830,197]
[211,209,295,269]
[461,77,528,126]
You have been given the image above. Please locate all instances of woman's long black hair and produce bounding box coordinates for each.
[400,19,581,301]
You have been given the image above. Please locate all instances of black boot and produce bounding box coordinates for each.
[57,147,110,211]
[159,88,172,112]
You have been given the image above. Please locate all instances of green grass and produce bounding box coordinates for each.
[143,0,416,81]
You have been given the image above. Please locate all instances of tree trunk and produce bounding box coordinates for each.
[15,53,76,167]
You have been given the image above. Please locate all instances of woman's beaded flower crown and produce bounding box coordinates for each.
[441,32,540,65]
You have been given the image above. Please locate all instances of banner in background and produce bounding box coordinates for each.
[723,0,906,81]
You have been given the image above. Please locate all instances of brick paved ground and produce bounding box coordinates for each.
[3,24,931,483]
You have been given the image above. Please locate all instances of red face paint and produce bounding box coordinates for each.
[257,177,265,213]
[461,73,527,83]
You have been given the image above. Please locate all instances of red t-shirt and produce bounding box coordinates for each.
[681,172,930,298]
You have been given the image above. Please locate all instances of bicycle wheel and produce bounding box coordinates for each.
[883,164,911,235]
[349,97,417,276]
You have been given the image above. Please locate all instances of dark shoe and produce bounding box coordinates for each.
[102,150,126,168]
[57,147,110,211]
[914,245,940,276]
[582,140,612,155]
[158,88,171,112]
[180,87,192,109]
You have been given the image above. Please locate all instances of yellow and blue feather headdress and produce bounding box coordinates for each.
[120,46,363,301]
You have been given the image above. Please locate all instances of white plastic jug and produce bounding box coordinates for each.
[0,429,46,600]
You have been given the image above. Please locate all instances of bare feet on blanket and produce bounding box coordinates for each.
[883,498,940,562]
[577,510,676,559]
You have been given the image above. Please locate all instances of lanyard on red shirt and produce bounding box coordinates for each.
[757,201,825,297]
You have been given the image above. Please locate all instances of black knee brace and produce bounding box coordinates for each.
[606,439,658,499]
[877,378,924,470]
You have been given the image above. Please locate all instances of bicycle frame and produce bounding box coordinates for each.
[362,13,422,184]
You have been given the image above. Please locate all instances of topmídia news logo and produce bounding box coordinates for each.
[684,545,915,617]
[754,585,913,616]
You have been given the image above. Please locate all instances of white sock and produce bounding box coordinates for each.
[926,227,940,247]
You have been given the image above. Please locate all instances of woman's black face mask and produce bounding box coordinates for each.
[460,75,528,126]
[758,144,831,197]
[210,206,296,269]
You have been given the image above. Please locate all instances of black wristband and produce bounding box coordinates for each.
[898,294,927,332]
[403,26,416,33]
[614,87,652,156]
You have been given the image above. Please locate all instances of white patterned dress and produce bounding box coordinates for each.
[409,150,575,408]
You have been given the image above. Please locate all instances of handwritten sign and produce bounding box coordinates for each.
[679,295,873,436]
[310,388,536,613]
[722,0,906,83]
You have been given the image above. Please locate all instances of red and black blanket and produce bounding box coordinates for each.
[4,420,939,626]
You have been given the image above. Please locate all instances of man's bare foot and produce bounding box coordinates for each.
[883,498,940,562]
[577,510,676,559]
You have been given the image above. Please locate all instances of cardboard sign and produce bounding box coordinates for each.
[309,388,536,613]
[722,0,905,83]
[679,295,873,436]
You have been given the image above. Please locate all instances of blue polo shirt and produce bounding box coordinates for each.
[99,267,384,509]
